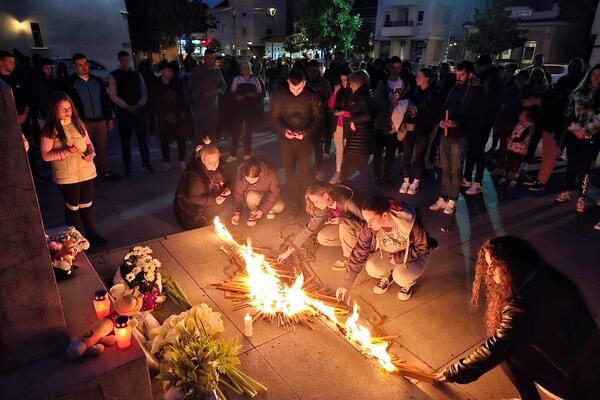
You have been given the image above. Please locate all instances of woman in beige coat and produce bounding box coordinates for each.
[40,92,106,246]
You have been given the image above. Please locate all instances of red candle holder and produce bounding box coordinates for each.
[93,289,110,319]
[114,316,132,349]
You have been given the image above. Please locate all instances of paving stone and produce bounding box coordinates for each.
[383,288,485,370]
[256,321,432,400]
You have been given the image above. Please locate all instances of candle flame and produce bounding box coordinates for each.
[213,217,398,372]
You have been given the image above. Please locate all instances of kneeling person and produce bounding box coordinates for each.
[173,144,230,229]
[231,159,285,226]
[337,196,430,301]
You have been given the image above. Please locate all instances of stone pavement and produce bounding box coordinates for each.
[35,127,600,399]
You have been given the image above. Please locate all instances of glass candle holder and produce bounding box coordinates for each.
[93,289,110,319]
[114,316,132,349]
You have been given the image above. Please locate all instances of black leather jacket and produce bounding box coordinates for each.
[270,87,322,140]
[446,268,600,399]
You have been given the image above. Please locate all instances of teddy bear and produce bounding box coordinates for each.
[47,227,90,280]
[66,318,117,358]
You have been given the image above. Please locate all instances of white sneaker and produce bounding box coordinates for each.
[461,178,472,188]
[444,199,456,215]
[520,161,529,171]
[161,162,172,172]
[179,161,187,171]
[329,171,340,184]
[266,211,277,220]
[555,191,573,203]
[399,180,410,194]
[373,273,394,294]
[429,197,447,211]
[225,155,237,163]
[244,155,251,160]
[407,180,419,195]
[332,259,347,271]
[466,182,482,195]
[397,285,413,301]
[594,221,600,231]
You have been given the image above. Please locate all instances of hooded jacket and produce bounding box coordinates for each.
[341,205,430,289]
[231,160,281,215]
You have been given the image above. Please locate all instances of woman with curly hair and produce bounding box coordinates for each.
[437,236,599,399]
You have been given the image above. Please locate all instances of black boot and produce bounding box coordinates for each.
[64,206,83,231]
[79,206,107,246]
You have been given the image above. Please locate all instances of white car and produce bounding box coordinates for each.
[523,64,568,85]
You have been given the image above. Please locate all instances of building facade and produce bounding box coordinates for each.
[374,0,485,65]
[0,0,131,70]
[468,0,596,65]
[206,0,291,57]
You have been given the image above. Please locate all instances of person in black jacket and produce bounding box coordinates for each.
[108,51,153,176]
[67,53,120,180]
[437,236,600,400]
[464,55,503,196]
[430,61,486,215]
[341,70,376,181]
[173,144,230,230]
[270,68,322,208]
[399,68,442,195]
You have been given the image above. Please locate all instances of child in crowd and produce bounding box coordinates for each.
[499,108,536,188]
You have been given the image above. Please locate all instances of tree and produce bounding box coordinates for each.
[465,0,526,57]
[296,0,361,53]
[283,33,309,54]
[126,0,216,53]
[354,19,374,57]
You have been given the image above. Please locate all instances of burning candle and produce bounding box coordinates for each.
[114,316,132,349]
[244,313,253,337]
[93,289,110,319]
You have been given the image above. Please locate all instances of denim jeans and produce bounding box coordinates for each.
[440,136,468,200]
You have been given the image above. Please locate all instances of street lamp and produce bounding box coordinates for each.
[268,7,277,59]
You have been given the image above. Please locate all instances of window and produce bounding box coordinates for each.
[522,40,536,62]
[417,10,424,26]
[30,22,44,48]
[499,48,512,60]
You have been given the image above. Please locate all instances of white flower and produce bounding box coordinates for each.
[125,272,136,282]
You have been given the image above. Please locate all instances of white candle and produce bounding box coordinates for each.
[244,313,253,337]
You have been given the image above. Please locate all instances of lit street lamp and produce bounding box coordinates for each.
[268,7,277,59]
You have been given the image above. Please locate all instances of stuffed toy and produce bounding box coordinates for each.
[47,227,90,280]
[110,284,144,317]
[66,318,117,358]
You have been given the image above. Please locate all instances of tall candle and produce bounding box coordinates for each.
[243,313,253,337]
[114,316,132,349]
[93,289,110,319]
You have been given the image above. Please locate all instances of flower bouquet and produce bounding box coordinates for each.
[115,246,163,293]
[148,304,267,399]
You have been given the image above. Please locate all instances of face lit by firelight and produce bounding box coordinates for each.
[362,210,387,231]
[201,152,220,171]
[288,79,306,96]
[307,193,330,210]
[484,250,502,285]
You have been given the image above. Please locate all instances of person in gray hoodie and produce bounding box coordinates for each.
[336,196,431,302]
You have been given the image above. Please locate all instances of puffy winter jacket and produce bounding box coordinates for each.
[345,84,377,155]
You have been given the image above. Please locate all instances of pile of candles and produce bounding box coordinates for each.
[92,288,132,350]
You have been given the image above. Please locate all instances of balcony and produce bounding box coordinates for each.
[381,20,414,37]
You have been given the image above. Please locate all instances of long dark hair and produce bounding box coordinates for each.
[361,196,405,215]
[471,236,548,336]
[42,91,85,142]
[575,63,600,92]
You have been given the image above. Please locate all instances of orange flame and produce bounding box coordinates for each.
[213,217,398,372]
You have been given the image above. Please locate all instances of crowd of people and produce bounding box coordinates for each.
[2,45,599,399]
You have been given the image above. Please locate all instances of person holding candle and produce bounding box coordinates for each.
[429,61,486,215]
[436,236,600,399]
[173,143,230,230]
[230,159,285,226]
[277,181,375,271]
[336,196,432,302]
[40,92,107,246]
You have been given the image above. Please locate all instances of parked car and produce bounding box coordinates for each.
[52,57,111,84]
[522,63,568,85]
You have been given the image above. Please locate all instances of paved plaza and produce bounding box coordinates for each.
[35,128,600,399]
